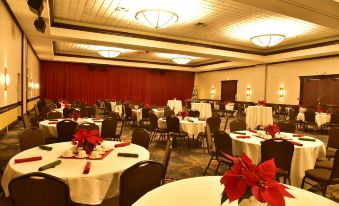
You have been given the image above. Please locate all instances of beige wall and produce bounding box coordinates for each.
[27,45,40,99]
[197,56,339,105]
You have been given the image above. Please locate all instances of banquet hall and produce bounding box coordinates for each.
[0,0,339,205]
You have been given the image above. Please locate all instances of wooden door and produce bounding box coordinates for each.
[221,80,238,102]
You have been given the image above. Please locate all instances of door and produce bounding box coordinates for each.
[221,80,237,102]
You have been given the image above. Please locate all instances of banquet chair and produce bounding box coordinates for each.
[324,127,339,160]
[229,119,246,133]
[131,128,150,150]
[107,111,119,119]
[63,107,75,118]
[218,102,226,117]
[47,111,62,120]
[164,109,175,118]
[18,128,47,151]
[48,103,57,110]
[8,172,71,206]
[101,117,118,141]
[207,116,221,136]
[119,161,163,206]
[322,110,339,131]
[162,139,173,184]
[261,139,294,184]
[188,109,200,118]
[57,120,78,142]
[114,119,125,142]
[22,114,32,129]
[149,113,167,146]
[53,100,62,108]
[276,120,296,133]
[140,107,151,128]
[34,104,40,118]
[301,150,339,197]
[41,106,51,119]
[303,109,317,131]
[124,104,137,126]
[77,122,99,132]
[166,115,189,147]
[80,107,89,118]
[203,124,218,176]
[214,131,234,175]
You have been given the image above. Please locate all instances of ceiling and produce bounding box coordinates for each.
[5,0,339,72]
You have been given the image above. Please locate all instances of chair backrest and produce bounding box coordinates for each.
[107,111,119,119]
[205,124,215,155]
[41,106,51,119]
[261,139,294,174]
[304,109,316,122]
[330,110,339,124]
[206,116,221,134]
[330,150,339,180]
[276,120,296,133]
[104,101,112,112]
[47,111,62,120]
[327,127,339,150]
[166,115,180,133]
[219,102,225,110]
[119,160,163,206]
[22,114,32,129]
[48,103,57,110]
[9,172,71,206]
[124,104,132,118]
[77,122,99,132]
[131,128,150,149]
[18,128,47,151]
[101,118,118,139]
[57,120,78,142]
[188,110,200,118]
[80,107,89,118]
[229,119,246,132]
[142,108,151,119]
[63,107,75,118]
[164,109,175,118]
[149,112,159,131]
[214,131,232,157]
[162,139,172,182]
[115,119,125,139]
[34,104,40,117]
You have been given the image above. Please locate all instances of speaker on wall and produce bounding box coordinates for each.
[34,16,46,33]
[27,0,44,16]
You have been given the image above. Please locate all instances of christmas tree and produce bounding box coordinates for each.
[192,85,199,103]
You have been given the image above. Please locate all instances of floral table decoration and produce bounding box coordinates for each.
[264,124,280,138]
[72,129,103,154]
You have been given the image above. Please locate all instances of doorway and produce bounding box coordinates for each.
[221,80,238,102]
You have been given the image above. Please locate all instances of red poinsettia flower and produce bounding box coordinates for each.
[86,130,103,145]
[264,124,280,138]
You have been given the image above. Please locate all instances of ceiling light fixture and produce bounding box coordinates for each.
[135,9,178,29]
[250,34,285,47]
[172,57,191,64]
[98,50,120,58]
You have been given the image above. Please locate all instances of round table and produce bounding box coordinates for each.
[191,103,212,120]
[297,112,331,127]
[39,118,103,138]
[229,131,326,187]
[158,118,206,138]
[133,176,337,206]
[1,141,149,205]
[246,106,273,129]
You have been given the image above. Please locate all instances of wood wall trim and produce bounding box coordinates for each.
[27,96,40,102]
[0,103,19,114]
[299,74,339,79]
[0,119,18,136]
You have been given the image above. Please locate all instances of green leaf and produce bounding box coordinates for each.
[221,193,228,205]
[239,188,252,203]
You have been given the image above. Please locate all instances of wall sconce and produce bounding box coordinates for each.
[29,79,33,90]
[246,87,251,97]
[34,83,40,89]
[210,86,215,98]
[4,67,10,91]
[279,87,285,97]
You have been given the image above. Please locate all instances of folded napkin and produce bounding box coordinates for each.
[38,160,62,171]
[117,153,139,158]
[293,134,304,137]
[39,145,53,151]
[115,141,131,148]
[298,137,316,142]
[233,132,246,135]
[48,121,58,124]
[289,141,303,147]
[15,156,42,163]
[249,130,257,133]
[236,136,251,139]
[83,162,91,174]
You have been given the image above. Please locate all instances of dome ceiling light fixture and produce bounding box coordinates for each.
[172,57,191,64]
[250,34,286,47]
[98,50,121,58]
[135,9,178,29]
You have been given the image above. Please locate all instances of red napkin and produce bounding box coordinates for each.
[15,156,42,163]
[83,162,91,174]
[293,134,304,137]
[48,121,58,124]
[289,141,303,146]
[249,130,257,133]
[236,136,251,139]
[115,141,131,148]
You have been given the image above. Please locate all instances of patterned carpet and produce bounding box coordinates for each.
[0,117,338,203]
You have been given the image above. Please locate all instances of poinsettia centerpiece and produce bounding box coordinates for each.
[180,111,188,120]
[264,124,280,138]
[220,153,294,206]
[72,129,103,154]
[257,100,265,106]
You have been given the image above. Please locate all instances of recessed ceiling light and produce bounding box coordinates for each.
[172,57,191,64]
[251,34,285,47]
[195,22,207,28]
[135,9,178,29]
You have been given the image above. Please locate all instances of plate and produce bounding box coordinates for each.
[61,154,75,158]
[75,154,89,159]
[89,155,102,159]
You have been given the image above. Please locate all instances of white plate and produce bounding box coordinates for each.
[75,154,89,159]
[89,155,102,159]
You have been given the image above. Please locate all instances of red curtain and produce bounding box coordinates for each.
[40,61,195,105]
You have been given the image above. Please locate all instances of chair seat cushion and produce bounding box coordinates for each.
[326,149,337,159]
[305,168,333,183]
[315,160,333,169]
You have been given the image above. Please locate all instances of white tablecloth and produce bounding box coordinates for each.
[297,112,331,127]
[167,100,182,115]
[226,103,234,111]
[229,131,326,187]
[39,118,103,138]
[133,176,337,206]
[110,102,123,116]
[158,118,205,138]
[1,141,150,205]
[246,106,273,129]
[191,103,212,120]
